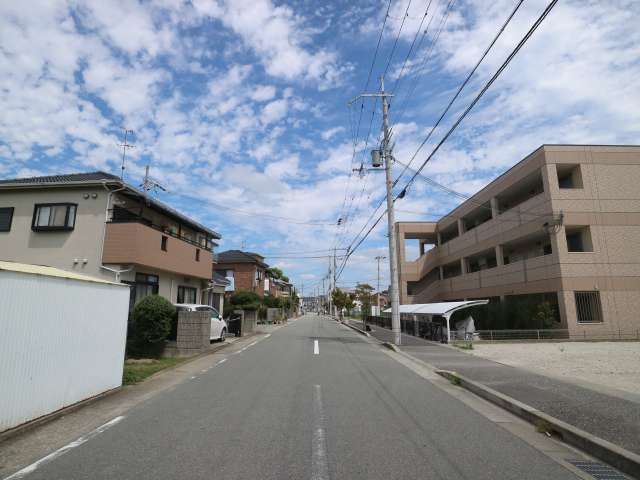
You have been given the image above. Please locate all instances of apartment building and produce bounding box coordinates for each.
[0,172,221,308]
[214,250,268,296]
[396,145,640,336]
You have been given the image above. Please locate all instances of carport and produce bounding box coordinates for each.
[384,300,489,343]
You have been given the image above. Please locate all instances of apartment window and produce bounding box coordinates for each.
[32,203,77,231]
[177,286,197,304]
[195,249,200,261]
[566,226,593,252]
[557,164,583,189]
[161,235,168,251]
[575,291,603,323]
[0,207,14,232]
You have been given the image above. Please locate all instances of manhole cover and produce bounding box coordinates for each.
[568,460,628,480]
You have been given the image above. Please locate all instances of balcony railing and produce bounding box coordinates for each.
[107,208,212,252]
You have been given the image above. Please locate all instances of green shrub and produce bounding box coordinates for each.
[128,295,175,357]
[229,290,261,311]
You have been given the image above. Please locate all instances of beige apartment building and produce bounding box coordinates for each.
[0,172,221,309]
[396,145,640,336]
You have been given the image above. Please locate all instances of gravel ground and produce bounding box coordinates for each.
[470,342,640,396]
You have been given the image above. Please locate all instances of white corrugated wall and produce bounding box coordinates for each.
[0,270,129,432]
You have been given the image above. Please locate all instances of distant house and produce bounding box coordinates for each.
[0,171,222,309]
[214,250,269,297]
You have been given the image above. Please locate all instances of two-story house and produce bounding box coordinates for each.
[214,250,268,296]
[0,171,221,309]
[395,145,640,337]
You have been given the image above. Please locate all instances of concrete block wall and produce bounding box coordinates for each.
[176,311,210,355]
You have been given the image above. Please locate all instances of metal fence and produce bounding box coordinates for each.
[365,316,640,342]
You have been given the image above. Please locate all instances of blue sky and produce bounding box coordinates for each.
[1,0,639,294]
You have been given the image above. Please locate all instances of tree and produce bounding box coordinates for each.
[266,267,284,279]
[331,288,349,319]
[345,293,355,316]
[355,283,374,318]
[229,290,261,311]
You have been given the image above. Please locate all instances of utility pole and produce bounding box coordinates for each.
[348,76,400,344]
[375,255,386,315]
[380,76,402,345]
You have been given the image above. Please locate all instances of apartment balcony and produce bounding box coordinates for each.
[102,221,213,279]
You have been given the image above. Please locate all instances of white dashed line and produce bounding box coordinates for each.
[311,385,329,480]
[265,334,271,339]
[4,416,125,480]
[313,339,319,355]
[217,358,227,365]
[248,341,258,348]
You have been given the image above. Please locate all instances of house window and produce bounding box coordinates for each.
[161,235,168,251]
[543,243,552,255]
[0,207,14,232]
[575,291,603,323]
[177,286,197,304]
[125,273,159,310]
[32,203,77,231]
[195,249,200,261]
[566,226,593,252]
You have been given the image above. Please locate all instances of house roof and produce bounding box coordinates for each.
[0,260,125,287]
[216,250,269,268]
[0,171,221,239]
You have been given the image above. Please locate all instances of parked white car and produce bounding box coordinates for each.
[174,304,227,341]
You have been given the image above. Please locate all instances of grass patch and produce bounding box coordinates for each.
[454,341,474,350]
[448,374,462,386]
[535,419,554,435]
[123,357,187,385]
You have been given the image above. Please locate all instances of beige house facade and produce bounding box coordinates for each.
[396,145,640,336]
[0,172,221,309]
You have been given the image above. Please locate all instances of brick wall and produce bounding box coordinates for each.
[216,262,265,296]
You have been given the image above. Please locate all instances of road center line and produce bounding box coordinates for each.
[4,416,125,480]
[313,339,319,355]
[311,385,329,480]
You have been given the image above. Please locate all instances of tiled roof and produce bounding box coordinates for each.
[216,250,268,267]
[0,171,221,239]
[0,171,120,185]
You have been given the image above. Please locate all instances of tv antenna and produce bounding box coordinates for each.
[140,165,167,200]
[118,127,135,180]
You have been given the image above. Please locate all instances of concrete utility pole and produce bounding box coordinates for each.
[380,76,402,345]
[375,255,386,315]
[349,76,400,344]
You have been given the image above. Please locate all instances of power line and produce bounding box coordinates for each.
[336,0,559,280]
[383,0,414,79]
[392,0,526,187]
[397,0,559,199]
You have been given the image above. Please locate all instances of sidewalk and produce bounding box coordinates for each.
[348,320,640,456]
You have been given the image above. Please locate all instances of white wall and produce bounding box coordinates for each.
[0,270,129,432]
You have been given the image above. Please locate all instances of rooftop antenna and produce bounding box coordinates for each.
[118,127,135,180]
[140,165,167,197]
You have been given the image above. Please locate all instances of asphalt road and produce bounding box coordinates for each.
[12,315,580,480]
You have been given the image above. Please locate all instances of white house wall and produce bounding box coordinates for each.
[0,270,129,432]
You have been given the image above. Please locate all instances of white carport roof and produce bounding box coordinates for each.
[383,300,489,316]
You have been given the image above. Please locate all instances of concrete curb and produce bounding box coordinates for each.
[382,341,399,352]
[343,321,371,337]
[436,370,640,479]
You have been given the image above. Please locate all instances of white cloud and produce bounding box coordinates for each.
[261,98,288,125]
[251,85,277,102]
[321,126,345,140]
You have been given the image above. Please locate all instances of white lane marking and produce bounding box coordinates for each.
[265,334,271,339]
[4,416,125,480]
[313,339,319,355]
[190,375,197,379]
[311,385,329,480]
[217,358,227,365]
[248,341,258,347]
